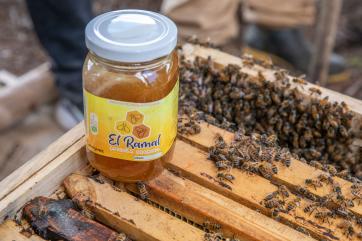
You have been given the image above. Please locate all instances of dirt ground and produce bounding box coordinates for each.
[0,0,361,180]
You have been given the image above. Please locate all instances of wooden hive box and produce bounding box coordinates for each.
[1,44,362,241]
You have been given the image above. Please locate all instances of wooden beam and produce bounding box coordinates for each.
[64,174,205,241]
[0,137,87,222]
[0,220,44,241]
[0,63,57,130]
[167,140,362,240]
[0,122,84,201]
[308,0,343,85]
[179,120,362,217]
[126,171,315,241]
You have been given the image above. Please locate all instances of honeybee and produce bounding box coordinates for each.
[351,189,362,205]
[339,126,349,138]
[314,210,334,224]
[323,164,338,176]
[264,191,279,201]
[309,161,324,170]
[258,162,274,179]
[334,207,352,220]
[296,186,317,201]
[204,232,223,241]
[217,172,235,183]
[81,208,95,220]
[309,87,322,95]
[136,181,149,200]
[282,158,291,168]
[296,227,309,235]
[292,77,306,85]
[218,180,232,190]
[215,160,231,169]
[337,220,354,238]
[317,173,334,185]
[305,178,323,190]
[259,148,274,162]
[303,203,319,215]
[203,221,221,231]
[271,208,280,219]
[230,155,242,168]
[271,164,278,174]
[214,133,226,149]
[241,161,259,174]
[277,185,290,198]
[286,198,301,213]
[264,198,284,209]
[332,183,342,195]
[260,134,277,147]
[116,233,131,241]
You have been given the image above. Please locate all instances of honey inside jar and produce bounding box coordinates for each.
[83,10,179,182]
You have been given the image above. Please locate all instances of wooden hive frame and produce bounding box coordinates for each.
[1,44,362,241]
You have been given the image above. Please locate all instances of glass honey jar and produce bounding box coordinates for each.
[83,10,178,182]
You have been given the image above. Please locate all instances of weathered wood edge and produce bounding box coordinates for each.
[0,135,87,222]
[0,122,84,201]
[126,171,316,241]
[0,63,57,130]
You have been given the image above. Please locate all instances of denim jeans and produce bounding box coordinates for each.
[26,0,93,110]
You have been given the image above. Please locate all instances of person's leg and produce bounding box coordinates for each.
[242,0,346,80]
[26,0,93,110]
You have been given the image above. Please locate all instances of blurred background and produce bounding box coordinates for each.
[0,0,361,180]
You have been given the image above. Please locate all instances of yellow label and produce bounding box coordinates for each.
[84,81,179,161]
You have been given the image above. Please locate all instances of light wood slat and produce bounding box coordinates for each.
[168,140,361,241]
[126,171,315,241]
[0,63,56,130]
[0,220,44,241]
[179,121,362,217]
[64,174,205,241]
[182,44,362,116]
[0,122,84,201]
[0,138,87,222]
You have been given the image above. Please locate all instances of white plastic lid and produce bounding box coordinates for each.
[85,9,178,63]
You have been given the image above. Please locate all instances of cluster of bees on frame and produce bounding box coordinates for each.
[176,43,362,240]
[178,50,361,178]
[208,131,362,239]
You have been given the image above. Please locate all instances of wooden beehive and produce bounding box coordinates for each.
[1,44,362,241]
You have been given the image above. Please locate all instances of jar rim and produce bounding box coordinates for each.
[85,9,178,63]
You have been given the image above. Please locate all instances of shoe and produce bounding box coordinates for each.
[243,24,349,83]
[54,98,83,131]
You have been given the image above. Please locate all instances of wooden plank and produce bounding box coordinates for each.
[0,122,84,201]
[126,171,315,241]
[182,44,362,116]
[0,137,87,222]
[0,106,64,181]
[179,121,362,217]
[0,63,57,130]
[0,70,17,86]
[64,174,205,241]
[309,0,342,85]
[0,220,44,241]
[167,140,362,240]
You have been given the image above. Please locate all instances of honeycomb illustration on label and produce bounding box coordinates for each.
[133,124,150,139]
[126,111,144,125]
[115,120,132,135]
